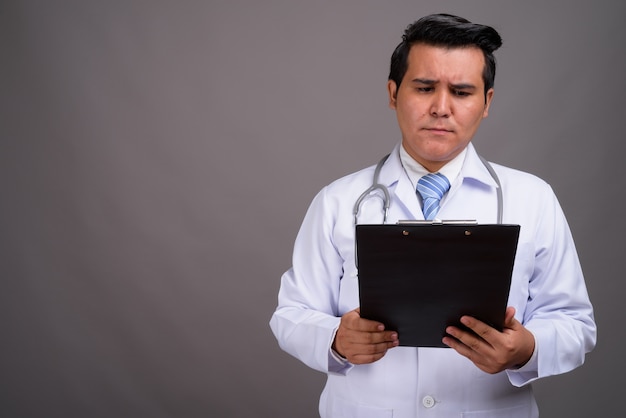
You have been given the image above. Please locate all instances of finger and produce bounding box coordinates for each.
[339,320,397,345]
[459,316,495,345]
[354,329,399,345]
[442,332,482,362]
[442,334,466,352]
[381,331,400,345]
[445,324,488,352]
[502,306,517,329]
[344,308,386,331]
[442,335,499,374]
[349,340,398,364]
[358,317,387,332]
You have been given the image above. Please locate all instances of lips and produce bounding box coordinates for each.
[425,127,453,133]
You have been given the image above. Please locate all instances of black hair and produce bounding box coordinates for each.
[388,13,503,97]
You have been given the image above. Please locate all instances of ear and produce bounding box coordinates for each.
[387,80,398,110]
[483,88,494,118]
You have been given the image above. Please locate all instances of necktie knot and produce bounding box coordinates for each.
[417,173,450,220]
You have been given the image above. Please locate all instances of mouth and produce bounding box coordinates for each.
[424,127,453,134]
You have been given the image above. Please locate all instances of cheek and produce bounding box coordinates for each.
[459,106,488,129]
[397,103,426,127]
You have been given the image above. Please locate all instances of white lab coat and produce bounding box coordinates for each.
[270,143,596,418]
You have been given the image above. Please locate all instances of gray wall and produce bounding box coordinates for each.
[1,1,623,417]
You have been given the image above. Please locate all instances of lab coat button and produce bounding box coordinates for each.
[422,395,435,408]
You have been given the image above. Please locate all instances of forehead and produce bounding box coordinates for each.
[404,43,486,84]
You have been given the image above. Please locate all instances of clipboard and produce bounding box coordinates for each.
[356,222,520,347]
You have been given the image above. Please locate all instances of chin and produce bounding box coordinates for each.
[421,149,456,161]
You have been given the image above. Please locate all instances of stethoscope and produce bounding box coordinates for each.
[353,153,504,225]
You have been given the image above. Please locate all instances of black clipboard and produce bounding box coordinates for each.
[356,222,520,347]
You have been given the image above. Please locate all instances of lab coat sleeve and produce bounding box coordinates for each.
[506,184,596,387]
[269,186,353,375]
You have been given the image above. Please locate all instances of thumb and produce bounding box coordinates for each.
[503,306,517,328]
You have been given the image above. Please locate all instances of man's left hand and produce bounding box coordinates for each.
[442,307,535,374]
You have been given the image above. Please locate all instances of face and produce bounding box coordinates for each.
[388,43,494,172]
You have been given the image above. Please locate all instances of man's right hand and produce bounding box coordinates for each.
[332,308,399,364]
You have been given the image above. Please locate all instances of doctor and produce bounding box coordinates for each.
[270,13,595,418]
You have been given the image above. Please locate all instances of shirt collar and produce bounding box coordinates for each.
[399,143,467,190]
[376,141,498,191]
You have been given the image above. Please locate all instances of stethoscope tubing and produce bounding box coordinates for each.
[353,153,503,225]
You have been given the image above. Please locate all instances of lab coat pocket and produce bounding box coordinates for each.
[462,403,531,418]
[325,395,393,418]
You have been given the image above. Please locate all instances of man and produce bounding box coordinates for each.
[270,13,595,417]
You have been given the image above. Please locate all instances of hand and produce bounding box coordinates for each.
[442,307,535,374]
[332,308,399,364]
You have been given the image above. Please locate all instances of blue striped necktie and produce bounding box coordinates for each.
[416,173,451,220]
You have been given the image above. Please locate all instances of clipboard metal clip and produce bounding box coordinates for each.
[396,219,478,225]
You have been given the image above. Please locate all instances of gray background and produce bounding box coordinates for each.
[1,1,623,417]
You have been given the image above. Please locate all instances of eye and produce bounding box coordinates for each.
[453,89,470,97]
[417,87,434,93]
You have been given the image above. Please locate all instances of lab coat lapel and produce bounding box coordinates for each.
[438,143,501,222]
[377,144,424,221]
[461,143,500,189]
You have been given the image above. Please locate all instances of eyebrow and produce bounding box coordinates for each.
[411,78,477,90]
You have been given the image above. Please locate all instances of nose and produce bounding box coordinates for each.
[430,90,451,117]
